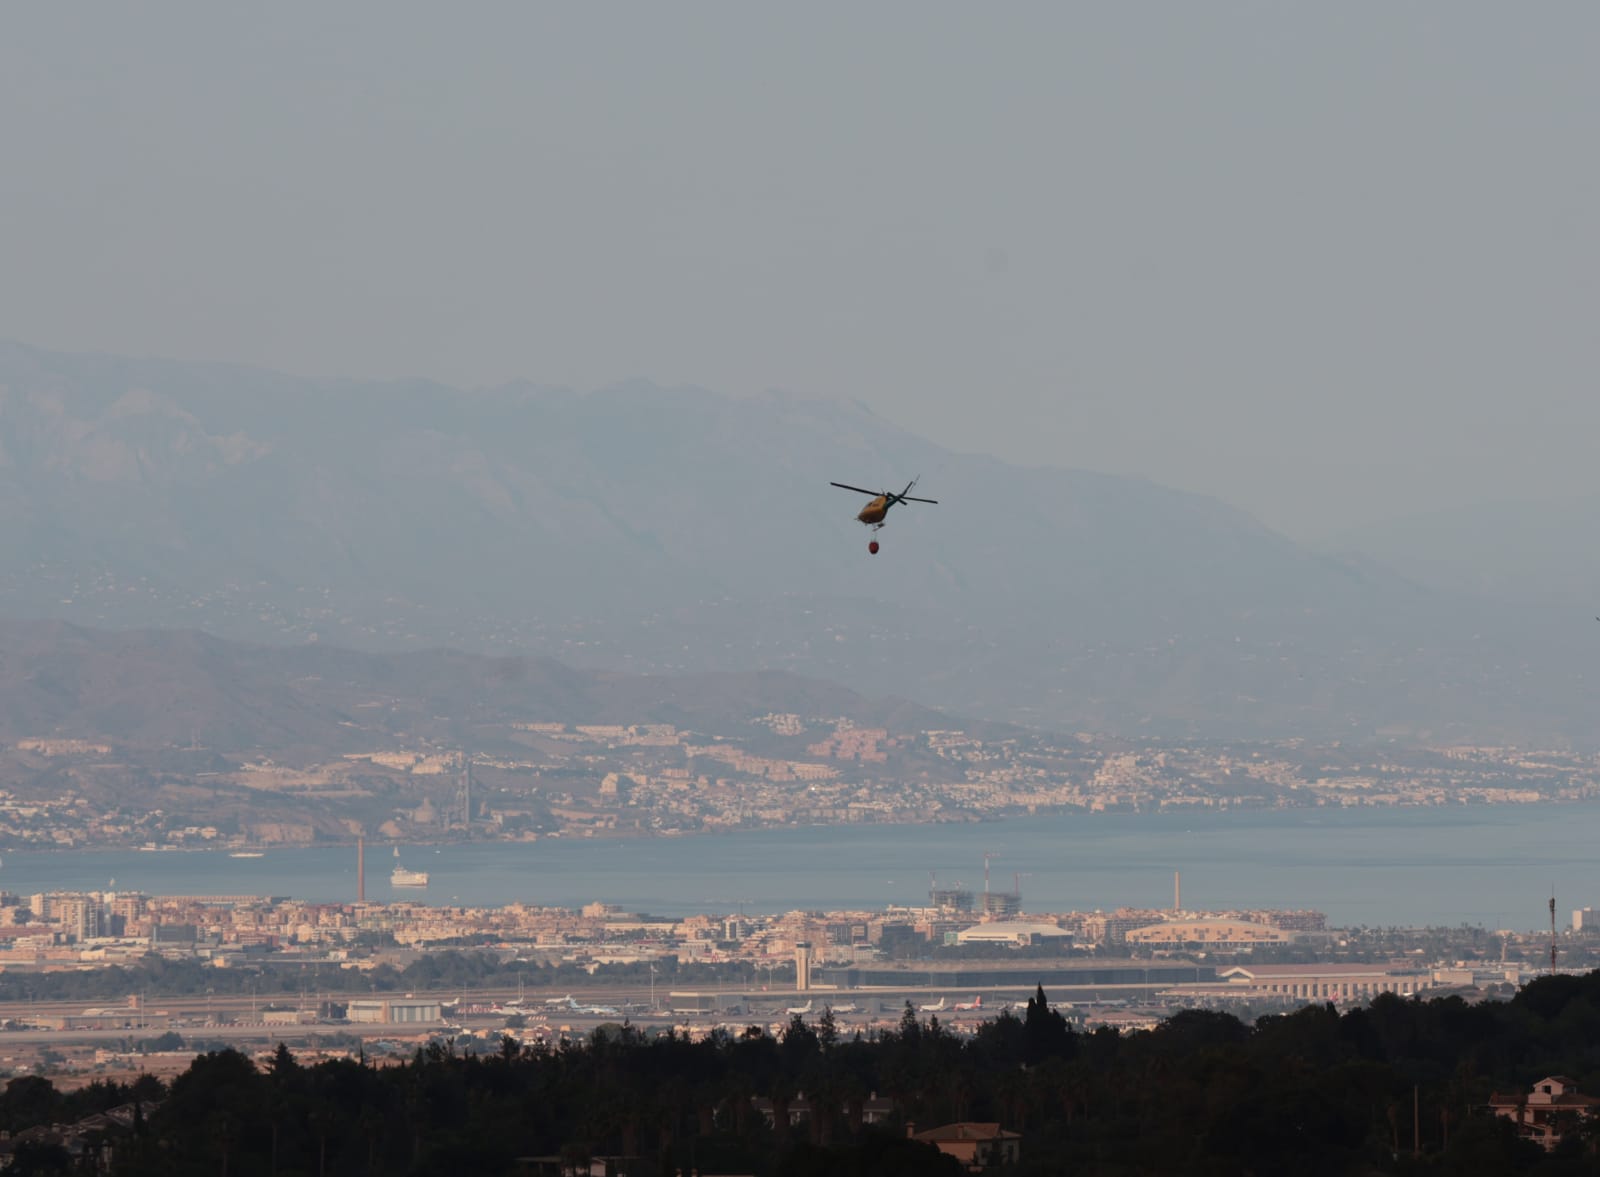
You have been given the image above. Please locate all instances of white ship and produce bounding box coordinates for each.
[229,851,265,859]
[391,846,429,887]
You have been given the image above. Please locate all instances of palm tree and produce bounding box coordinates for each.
[993,1066,1029,1132]
[209,1109,237,1177]
[265,1087,291,1176]
[768,1077,796,1148]
[359,1105,384,1175]
[309,1105,338,1177]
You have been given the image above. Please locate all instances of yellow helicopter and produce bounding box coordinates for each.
[829,477,937,553]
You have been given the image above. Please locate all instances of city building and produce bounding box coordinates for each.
[930,888,974,912]
[1124,918,1294,948]
[979,891,1022,918]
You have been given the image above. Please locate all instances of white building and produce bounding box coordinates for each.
[954,921,1073,949]
[1124,918,1292,949]
[1211,963,1432,1001]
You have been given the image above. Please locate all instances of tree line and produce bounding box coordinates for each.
[15,974,1600,1174]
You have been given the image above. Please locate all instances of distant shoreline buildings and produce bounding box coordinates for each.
[4,721,1599,852]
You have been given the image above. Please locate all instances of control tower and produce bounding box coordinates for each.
[794,941,814,991]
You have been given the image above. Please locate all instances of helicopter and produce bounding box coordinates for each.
[829,477,937,554]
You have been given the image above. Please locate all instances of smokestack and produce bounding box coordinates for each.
[358,837,366,903]
[1551,891,1558,973]
[1174,870,1181,913]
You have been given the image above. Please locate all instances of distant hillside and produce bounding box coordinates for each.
[2,340,1596,744]
[0,621,955,754]
[1330,494,1600,608]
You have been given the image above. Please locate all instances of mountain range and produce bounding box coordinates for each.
[0,620,954,758]
[2,339,1595,746]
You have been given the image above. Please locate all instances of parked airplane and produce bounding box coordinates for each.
[953,995,983,1011]
[786,1000,814,1016]
[827,1001,860,1014]
[918,997,946,1012]
[543,994,574,1006]
[566,997,620,1016]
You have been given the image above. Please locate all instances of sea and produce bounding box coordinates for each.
[5,803,1600,930]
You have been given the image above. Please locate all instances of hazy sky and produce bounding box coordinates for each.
[2,4,1596,539]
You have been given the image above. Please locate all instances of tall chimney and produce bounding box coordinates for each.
[357,837,366,903]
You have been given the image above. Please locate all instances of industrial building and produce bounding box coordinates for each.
[1199,963,1434,1002]
[345,998,442,1024]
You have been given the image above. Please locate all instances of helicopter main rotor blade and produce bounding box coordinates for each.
[829,482,881,497]
[895,495,938,504]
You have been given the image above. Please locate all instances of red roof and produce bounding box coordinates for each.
[913,1122,1021,1143]
[1490,1091,1600,1109]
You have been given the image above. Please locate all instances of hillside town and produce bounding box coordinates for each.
[2,716,1600,849]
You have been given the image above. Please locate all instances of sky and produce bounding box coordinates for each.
[2,3,1596,541]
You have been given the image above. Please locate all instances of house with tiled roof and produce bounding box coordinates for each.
[1489,1076,1600,1150]
[909,1122,1021,1170]
[0,1100,158,1173]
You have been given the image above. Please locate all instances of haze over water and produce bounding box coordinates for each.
[8,805,1596,931]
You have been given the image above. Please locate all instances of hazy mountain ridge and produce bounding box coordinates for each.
[2,340,1595,744]
[0,620,956,755]
[0,340,1328,616]
[1330,494,1600,609]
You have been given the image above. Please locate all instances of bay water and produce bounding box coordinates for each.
[5,804,1598,930]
